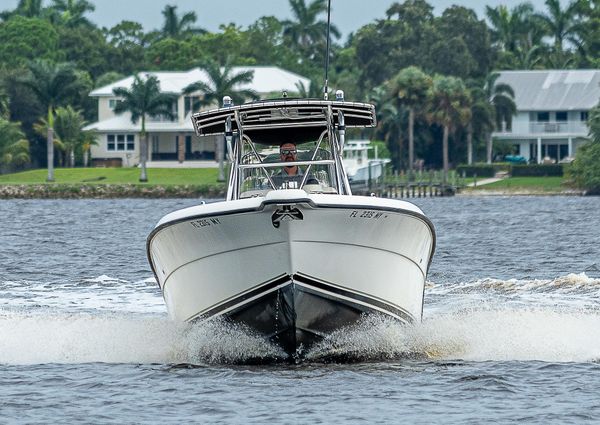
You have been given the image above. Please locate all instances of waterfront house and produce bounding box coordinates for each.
[84,67,310,167]
[493,70,600,163]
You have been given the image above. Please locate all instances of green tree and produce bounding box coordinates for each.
[104,21,148,74]
[370,85,405,170]
[534,0,583,54]
[354,0,436,90]
[0,85,9,119]
[50,0,95,28]
[427,75,471,183]
[18,60,81,181]
[0,16,59,68]
[112,75,177,182]
[145,38,200,70]
[191,25,255,66]
[95,72,125,88]
[183,60,258,107]
[57,25,113,79]
[282,0,340,60]
[465,81,495,164]
[53,105,88,167]
[160,4,204,39]
[569,105,600,193]
[243,16,302,70]
[484,72,517,163]
[573,0,600,67]
[435,6,492,78]
[0,0,45,21]
[485,3,536,53]
[388,66,432,177]
[0,119,30,168]
[183,60,258,181]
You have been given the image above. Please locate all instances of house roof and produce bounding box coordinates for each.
[83,113,194,132]
[90,66,311,97]
[497,70,600,111]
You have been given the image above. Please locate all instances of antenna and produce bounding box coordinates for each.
[323,0,332,100]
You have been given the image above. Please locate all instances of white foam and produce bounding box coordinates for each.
[0,311,283,365]
[309,308,600,363]
[0,279,166,314]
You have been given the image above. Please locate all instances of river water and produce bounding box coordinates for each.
[1,196,600,423]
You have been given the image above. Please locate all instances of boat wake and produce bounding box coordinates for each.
[0,311,284,365]
[1,273,599,365]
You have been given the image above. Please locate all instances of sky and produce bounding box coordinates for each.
[4,0,554,40]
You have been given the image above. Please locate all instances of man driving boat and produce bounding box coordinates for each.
[272,142,304,188]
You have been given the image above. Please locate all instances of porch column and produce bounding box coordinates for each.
[537,137,542,164]
[568,137,573,158]
[177,133,185,163]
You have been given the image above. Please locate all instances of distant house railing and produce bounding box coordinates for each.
[495,120,589,136]
[529,121,588,134]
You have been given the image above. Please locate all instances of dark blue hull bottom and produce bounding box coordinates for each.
[221,274,412,361]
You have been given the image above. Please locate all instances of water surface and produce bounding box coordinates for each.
[1,196,599,423]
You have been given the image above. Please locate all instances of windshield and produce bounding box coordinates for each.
[238,130,338,198]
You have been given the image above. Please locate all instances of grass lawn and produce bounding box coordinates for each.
[467,176,569,192]
[0,167,221,186]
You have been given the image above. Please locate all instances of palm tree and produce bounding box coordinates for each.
[534,0,583,54]
[388,66,432,179]
[53,105,88,167]
[161,4,205,39]
[50,0,95,27]
[0,85,9,119]
[113,75,177,182]
[18,60,80,182]
[428,75,471,183]
[370,85,406,170]
[1,0,45,20]
[282,0,340,57]
[466,82,495,165]
[183,61,258,107]
[184,60,258,181]
[295,79,323,98]
[483,72,517,164]
[485,3,535,53]
[587,103,600,145]
[0,119,30,168]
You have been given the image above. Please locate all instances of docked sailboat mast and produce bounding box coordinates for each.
[323,0,332,100]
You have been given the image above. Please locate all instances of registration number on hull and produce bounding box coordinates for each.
[349,210,388,219]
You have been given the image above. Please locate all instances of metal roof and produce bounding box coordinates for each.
[83,113,194,132]
[90,66,311,97]
[496,70,600,111]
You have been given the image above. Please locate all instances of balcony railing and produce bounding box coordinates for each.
[528,121,588,134]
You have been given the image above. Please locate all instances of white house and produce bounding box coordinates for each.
[493,70,600,163]
[84,66,310,167]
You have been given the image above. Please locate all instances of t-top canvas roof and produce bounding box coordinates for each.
[191,99,377,140]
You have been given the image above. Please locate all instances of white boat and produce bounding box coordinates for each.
[147,96,436,360]
[342,139,391,183]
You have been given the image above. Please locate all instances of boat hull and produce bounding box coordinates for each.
[148,191,435,360]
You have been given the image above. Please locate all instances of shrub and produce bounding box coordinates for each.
[510,164,564,177]
[568,142,600,194]
[456,164,495,178]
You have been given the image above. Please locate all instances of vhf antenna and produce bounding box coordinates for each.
[323,0,332,100]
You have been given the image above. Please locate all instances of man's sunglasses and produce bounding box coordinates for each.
[280,149,297,155]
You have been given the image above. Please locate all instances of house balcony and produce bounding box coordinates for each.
[493,121,589,138]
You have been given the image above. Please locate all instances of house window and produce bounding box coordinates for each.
[581,111,589,121]
[556,111,567,122]
[107,134,135,151]
[108,99,122,109]
[185,96,203,115]
[537,112,549,122]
